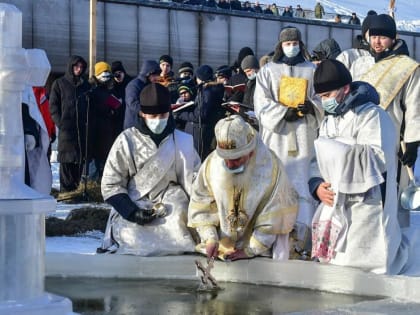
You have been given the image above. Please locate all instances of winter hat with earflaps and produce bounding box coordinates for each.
[215,115,257,160]
[279,26,302,43]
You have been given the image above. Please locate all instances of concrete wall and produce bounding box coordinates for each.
[3,0,420,75]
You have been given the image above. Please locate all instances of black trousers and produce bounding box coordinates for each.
[59,162,82,192]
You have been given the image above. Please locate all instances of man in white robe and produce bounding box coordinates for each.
[188,115,298,261]
[254,26,323,256]
[349,14,420,204]
[309,60,408,274]
[335,12,376,70]
[100,83,201,256]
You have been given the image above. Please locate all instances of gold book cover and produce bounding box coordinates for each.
[278,76,308,108]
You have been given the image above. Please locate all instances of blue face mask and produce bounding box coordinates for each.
[321,97,340,114]
[223,161,245,174]
[321,89,343,114]
[283,45,300,58]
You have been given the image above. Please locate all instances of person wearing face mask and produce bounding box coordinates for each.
[89,61,123,181]
[240,55,259,110]
[188,115,298,261]
[99,83,201,256]
[254,26,323,259]
[124,60,161,129]
[308,59,409,275]
[176,61,195,85]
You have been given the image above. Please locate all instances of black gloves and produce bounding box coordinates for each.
[106,193,155,225]
[127,208,155,225]
[284,108,301,122]
[297,101,315,116]
[402,141,419,167]
[284,101,315,122]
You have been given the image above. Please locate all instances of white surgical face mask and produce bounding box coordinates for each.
[145,117,168,134]
[223,161,245,174]
[283,45,300,58]
[97,71,112,83]
[247,72,257,80]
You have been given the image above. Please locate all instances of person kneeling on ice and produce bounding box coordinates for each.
[308,60,409,274]
[99,83,201,255]
[188,115,298,261]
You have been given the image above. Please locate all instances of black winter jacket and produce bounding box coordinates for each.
[124,60,160,129]
[49,55,91,163]
[176,82,225,160]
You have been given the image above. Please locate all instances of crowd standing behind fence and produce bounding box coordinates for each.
[154,0,353,21]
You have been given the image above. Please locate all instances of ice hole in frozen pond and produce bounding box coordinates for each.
[45,277,380,315]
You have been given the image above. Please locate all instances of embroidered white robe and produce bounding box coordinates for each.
[253,61,323,247]
[351,54,420,201]
[101,128,201,256]
[310,102,409,274]
[188,137,298,260]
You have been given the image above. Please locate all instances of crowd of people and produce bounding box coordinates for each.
[23,11,420,275]
[170,0,361,24]
[153,0,343,21]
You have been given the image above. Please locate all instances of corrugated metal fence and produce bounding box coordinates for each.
[4,0,420,75]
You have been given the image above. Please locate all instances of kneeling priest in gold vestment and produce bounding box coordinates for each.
[188,115,298,261]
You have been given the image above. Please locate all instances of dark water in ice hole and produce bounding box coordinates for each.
[45,277,379,315]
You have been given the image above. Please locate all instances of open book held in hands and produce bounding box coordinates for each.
[171,101,195,112]
[222,101,258,130]
[222,101,252,113]
[224,83,246,96]
[278,76,308,108]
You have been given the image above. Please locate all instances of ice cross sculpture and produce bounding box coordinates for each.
[0,3,51,199]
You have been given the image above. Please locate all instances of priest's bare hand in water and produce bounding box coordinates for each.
[206,240,219,260]
[316,182,335,207]
[225,249,250,261]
